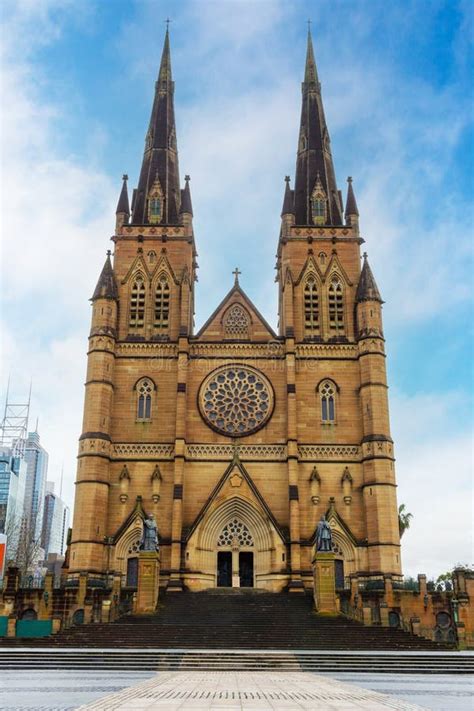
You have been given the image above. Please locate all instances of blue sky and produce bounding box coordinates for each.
[1,0,473,577]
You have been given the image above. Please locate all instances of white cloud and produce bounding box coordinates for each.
[1,0,114,508]
[391,390,473,578]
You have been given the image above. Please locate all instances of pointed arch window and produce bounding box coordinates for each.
[149,198,162,222]
[328,276,344,332]
[154,275,170,329]
[318,380,336,423]
[147,176,164,225]
[304,276,319,333]
[312,198,326,223]
[223,304,250,339]
[130,276,146,328]
[136,378,154,421]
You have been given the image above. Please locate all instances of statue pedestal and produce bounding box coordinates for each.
[313,551,337,614]
[136,551,160,614]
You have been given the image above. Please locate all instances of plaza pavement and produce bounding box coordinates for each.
[76,671,426,710]
[1,669,472,710]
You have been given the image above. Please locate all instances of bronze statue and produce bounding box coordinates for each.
[316,514,333,552]
[140,514,159,552]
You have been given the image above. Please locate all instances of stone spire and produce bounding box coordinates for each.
[281,176,294,216]
[116,174,130,216]
[131,28,181,225]
[180,175,193,216]
[356,254,383,303]
[293,28,341,226]
[345,176,359,222]
[91,251,118,301]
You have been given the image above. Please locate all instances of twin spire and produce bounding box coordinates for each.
[116,27,358,231]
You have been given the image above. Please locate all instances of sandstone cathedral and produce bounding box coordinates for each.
[69,28,401,595]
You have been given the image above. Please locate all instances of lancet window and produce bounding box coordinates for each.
[319,380,336,423]
[312,198,326,223]
[130,277,146,328]
[304,276,319,333]
[311,174,327,225]
[147,177,163,225]
[137,378,153,420]
[328,276,344,332]
[154,275,170,329]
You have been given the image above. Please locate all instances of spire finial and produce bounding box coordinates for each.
[185,174,190,182]
[122,174,128,182]
[165,17,171,31]
[285,175,290,183]
[363,252,368,260]
[304,20,318,85]
[232,267,241,285]
[107,249,112,257]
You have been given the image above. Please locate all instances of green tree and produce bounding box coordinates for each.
[398,503,413,538]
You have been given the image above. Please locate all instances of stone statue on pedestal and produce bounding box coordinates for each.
[316,515,333,552]
[140,514,159,552]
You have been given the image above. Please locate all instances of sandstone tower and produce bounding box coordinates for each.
[69,29,401,594]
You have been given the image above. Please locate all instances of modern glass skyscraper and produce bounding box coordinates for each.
[41,482,70,557]
[0,448,26,540]
[23,431,49,542]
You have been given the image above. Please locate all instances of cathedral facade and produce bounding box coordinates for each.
[69,30,401,594]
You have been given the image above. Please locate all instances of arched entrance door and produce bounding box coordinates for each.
[216,518,254,588]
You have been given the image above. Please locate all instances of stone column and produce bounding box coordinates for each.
[136,551,160,614]
[232,538,240,588]
[313,551,337,613]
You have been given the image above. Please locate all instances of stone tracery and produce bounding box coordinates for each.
[218,519,254,547]
[199,365,274,436]
[224,304,250,338]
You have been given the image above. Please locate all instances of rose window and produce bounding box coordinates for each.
[218,519,254,547]
[198,365,274,436]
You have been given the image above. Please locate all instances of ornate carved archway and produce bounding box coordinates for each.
[185,495,287,591]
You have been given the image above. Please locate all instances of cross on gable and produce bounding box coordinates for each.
[232,267,241,285]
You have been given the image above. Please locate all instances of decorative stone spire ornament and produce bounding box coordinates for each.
[345,176,359,220]
[281,176,294,216]
[91,252,118,301]
[356,253,383,303]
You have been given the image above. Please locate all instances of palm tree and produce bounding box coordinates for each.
[398,504,413,538]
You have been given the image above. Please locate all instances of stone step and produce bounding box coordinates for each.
[0,650,470,673]
[0,591,453,652]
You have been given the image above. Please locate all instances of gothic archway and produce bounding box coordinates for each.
[185,495,286,591]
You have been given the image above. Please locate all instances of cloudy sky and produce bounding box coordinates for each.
[1,0,472,579]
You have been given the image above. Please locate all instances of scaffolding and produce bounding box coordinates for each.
[0,379,31,457]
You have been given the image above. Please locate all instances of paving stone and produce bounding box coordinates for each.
[76,672,427,710]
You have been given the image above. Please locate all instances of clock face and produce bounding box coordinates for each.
[198,365,274,437]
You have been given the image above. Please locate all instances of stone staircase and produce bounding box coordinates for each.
[0,648,471,673]
[1,589,468,673]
